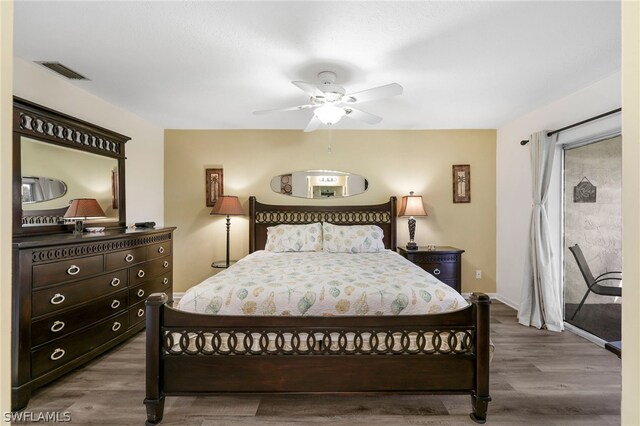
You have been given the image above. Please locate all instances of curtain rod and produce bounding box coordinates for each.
[520,107,622,146]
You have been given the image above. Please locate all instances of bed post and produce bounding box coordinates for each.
[389,196,397,250]
[469,292,491,424]
[249,196,257,253]
[144,293,168,426]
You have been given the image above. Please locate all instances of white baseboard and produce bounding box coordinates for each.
[462,292,519,310]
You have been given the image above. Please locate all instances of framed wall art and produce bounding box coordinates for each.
[452,164,471,203]
[205,168,224,207]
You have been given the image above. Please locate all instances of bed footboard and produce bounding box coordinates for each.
[144,292,490,425]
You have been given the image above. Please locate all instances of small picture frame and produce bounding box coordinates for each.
[452,164,471,203]
[205,168,224,207]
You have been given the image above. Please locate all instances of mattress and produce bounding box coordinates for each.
[177,250,468,316]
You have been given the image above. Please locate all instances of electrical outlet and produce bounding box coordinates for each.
[475,270,482,279]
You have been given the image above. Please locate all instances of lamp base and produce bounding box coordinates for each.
[406,241,418,250]
[73,219,84,235]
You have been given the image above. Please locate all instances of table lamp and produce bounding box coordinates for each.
[64,198,106,235]
[210,196,244,268]
[398,191,428,250]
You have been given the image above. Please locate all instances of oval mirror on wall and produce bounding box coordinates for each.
[270,170,369,199]
[22,176,67,204]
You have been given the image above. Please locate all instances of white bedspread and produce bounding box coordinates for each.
[178,250,468,316]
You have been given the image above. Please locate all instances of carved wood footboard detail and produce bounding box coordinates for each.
[144,292,491,425]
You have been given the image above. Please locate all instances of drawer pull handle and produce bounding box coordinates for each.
[50,348,65,361]
[110,277,121,287]
[163,277,169,285]
[137,270,145,278]
[433,268,441,276]
[125,254,134,263]
[158,247,165,254]
[111,322,121,332]
[50,321,65,333]
[50,293,66,305]
[163,260,169,268]
[66,265,80,275]
[137,289,145,298]
[137,308,145,317]
[111,300,121,309]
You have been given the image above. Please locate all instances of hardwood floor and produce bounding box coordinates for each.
[23,302,621,425]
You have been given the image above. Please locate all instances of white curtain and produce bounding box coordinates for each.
[518,131,564,332]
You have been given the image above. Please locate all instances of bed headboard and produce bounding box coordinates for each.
[249,196,397,253]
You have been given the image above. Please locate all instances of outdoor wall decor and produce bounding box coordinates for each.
[573,177,596,203]
[205,168,224,206]
[452,164,471,203]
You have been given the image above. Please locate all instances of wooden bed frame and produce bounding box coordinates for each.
[144,196,491,424]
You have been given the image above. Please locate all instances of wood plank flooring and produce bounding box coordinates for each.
[23,302,621,425]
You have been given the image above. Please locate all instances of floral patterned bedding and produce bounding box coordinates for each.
[177,250,468,316]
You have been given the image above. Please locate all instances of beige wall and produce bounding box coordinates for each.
[622,1,640,424]
[165,129,496,294]
[0,0,12,415]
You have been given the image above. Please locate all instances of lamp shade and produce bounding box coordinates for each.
[64,198,106,219]
[210,196,244,216]
[314,104,346,125]
[398,192,427,217]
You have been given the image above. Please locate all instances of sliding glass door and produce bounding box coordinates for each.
[563,136,622,341]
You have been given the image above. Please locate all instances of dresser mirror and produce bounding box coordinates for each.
[13,97,129,235]
[270,170,368,199]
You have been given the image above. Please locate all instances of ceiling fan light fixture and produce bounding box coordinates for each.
[314,104,346,125]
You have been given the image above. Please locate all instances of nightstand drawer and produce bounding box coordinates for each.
[397,246,464,293]
[417,262,457,280]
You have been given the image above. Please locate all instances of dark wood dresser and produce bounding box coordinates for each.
[397,246,465,293]
[12,227,175,411]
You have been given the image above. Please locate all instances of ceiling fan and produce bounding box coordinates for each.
[253,71,403,132]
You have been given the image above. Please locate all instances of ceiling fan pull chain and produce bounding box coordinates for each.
[328,126,333,154]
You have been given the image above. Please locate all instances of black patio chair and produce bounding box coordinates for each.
[568,244,622,320]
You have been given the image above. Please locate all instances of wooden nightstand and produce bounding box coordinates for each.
[397,246,465,293]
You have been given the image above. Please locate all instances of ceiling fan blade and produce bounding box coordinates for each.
[304,115,324,132]
[343,83,403,104]
[253,104,313,115]
[292,81,324,97]
[344,107,382,125]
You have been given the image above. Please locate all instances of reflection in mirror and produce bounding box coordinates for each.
[21,137,119,226]
[270,170,368,199]
[22,176,67,203]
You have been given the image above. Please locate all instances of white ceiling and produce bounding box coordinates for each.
[14,1,621,130]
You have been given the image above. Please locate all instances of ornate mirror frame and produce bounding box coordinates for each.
[12,97,130,235]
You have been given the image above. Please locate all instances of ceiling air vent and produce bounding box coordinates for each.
[36,62,89,80]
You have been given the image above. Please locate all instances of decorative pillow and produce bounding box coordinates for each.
[265,223,323,252]
[322,223,386,253]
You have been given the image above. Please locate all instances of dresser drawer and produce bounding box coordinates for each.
[130,257,172,286]
[130,301,147,325]
[32,255,104,289]
[31,289,128,347]
[129,272,172,305]
[31,311,129,377]
[147,241,171,260]
[105,247,147,271]
[32,269,128,317]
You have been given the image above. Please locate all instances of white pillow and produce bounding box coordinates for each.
[322,223,386,253]
[265,223,323,252]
